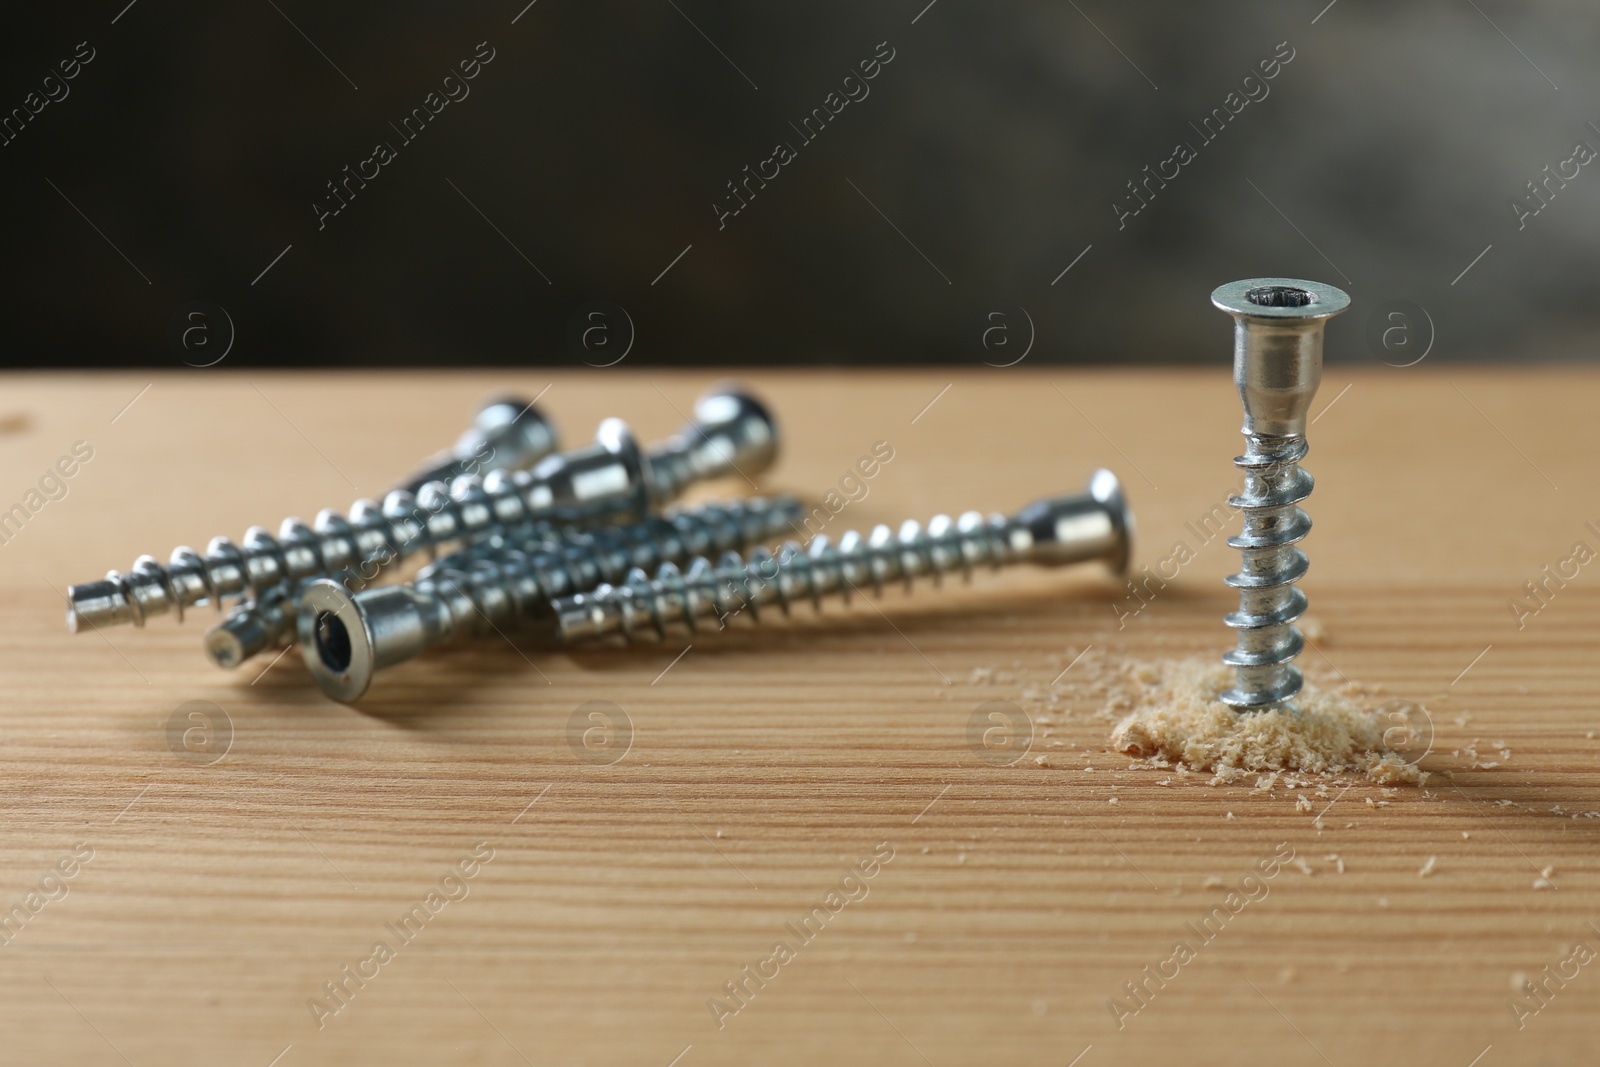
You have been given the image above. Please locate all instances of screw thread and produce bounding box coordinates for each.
[1220,436,1312,711]
[414,497,807,642]
[553,510,1021,643]
[207,497,803,667]
[71,435,666,632]
[67,473,524,630]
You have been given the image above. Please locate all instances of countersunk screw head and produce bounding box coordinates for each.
[297,580,377,704]
[1211,277,1350,440]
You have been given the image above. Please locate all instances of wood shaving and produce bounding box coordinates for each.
[1106,657,1427,786]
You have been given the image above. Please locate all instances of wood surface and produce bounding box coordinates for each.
[1,368,1597,1066]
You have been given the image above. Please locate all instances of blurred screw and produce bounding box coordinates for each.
[398,395,559,494]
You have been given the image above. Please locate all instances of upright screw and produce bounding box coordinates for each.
[397,394,559,494]
[65,384,779,633]
[297,496,809,701]
[1210,278,1350,713]
[298,472,1132,703]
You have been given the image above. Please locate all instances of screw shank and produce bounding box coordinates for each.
[1231,317,1324,439]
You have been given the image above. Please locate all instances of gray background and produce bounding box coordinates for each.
[2,0,1595,367]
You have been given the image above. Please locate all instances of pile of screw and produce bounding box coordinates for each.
[64,380,1137,704]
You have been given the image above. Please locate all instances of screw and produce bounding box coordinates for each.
[297,496,809,702]
[66,383,779,633]
[298,472,1132,703]
[205,497,802,669]
[204,395,558,667]
[397,394,559,494]
[640,383,777,504]
[1210,278,1350,713]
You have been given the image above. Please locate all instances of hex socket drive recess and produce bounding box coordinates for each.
[299,471,1132,704]
[65,383,778,633]
[1210,278,1350,714]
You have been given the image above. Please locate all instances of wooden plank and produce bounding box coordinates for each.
[0,369,1596,1065]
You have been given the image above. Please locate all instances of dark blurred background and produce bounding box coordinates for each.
[2,0,1597,368]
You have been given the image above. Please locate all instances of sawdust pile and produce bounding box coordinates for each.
[1107,657,1426,786]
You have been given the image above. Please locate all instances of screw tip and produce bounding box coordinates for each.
[203,628,245,669]
[65,579,135,632]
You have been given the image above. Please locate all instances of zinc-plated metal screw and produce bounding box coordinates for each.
[298,471,1132,703]
[204,394,558,667]
[205,497,800,669]
[1210,278,1350,714]
[298,496,808,702]
[66,383,779,634]
[397,394,559,494]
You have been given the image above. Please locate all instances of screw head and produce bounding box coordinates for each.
[470,395,559,465]
[1210,278,1351,320]
[298,580,375,703]
[1213,277,1350,440]
[692,383,779,477]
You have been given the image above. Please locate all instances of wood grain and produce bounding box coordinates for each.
[1,368,1597,1066]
